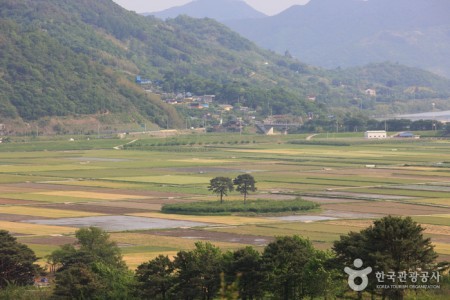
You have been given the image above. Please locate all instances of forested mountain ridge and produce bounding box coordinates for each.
[1,0,450,132]
[0,0,182,127]
[0,0,320,128]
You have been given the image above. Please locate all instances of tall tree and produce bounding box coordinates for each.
[262,236,316,300]
[0,230,42,288]
[173,242,224,300]
[208,176,234,204]
[224,246,265,300]
[51,227,134,299]
[75,226,126,269]
[233,174,256,204]
[135,255,175,300]
[333,216,438,300]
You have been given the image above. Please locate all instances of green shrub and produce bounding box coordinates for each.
[162,198,319,215]
[288,140,350,146]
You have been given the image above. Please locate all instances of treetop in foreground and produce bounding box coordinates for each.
[0,230,42,288]
[333,216,438,300]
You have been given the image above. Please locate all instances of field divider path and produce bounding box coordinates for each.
[113,139,138,150]
[306,134,319,140]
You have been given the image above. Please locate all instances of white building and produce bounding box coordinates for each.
[365,130,387,139]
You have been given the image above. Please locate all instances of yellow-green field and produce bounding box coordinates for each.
[1,133,450,269]
[0,221,76,235]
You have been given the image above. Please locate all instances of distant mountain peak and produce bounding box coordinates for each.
[146,0,266,22]
[226,0,450,78]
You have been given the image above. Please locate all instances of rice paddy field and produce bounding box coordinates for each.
[1,133,450,269]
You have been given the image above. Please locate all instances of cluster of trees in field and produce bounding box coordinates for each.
[208,175,256,204]
[1,216,448,299]
[298,115,446,134]
[163,175,320,215]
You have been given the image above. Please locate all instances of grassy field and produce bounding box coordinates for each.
[1,132,450,269]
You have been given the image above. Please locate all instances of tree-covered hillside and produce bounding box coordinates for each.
[0,0,320,127]
[1,0,450,132]
[0,0,182,127]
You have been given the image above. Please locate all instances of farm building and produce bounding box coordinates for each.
[395,132,420,139]
[364,130,387,139]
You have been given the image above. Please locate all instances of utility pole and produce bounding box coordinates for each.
[432,103,436,131]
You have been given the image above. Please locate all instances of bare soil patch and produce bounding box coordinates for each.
[322,202,450,216]
[156,167,243,173]
[84,201,163,211]
[0,198,39,205]
[305,168,395,177]
[323,191,416,200]
[141,229,274,246]
[0,184,48,193]
[319,210,381,219]
[423,224,450,236]
[248,194,297,200]
[6,182,192,198]
[428,235,450,244]
[0,213,52,222]
[3,183,75,192]
[31,203,149,215]
[20,235,77,246]
[437,254,450,262]
[130,198,196,204]
[392,173,450,181]
[302,196,360,204]
[25,216,212,231]
[328,220,450,241]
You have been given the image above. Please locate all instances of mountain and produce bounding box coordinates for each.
[0,0,184,130]
[147,0,266,22]
[0,0,316,131]
[226,0,450,78]
[1,0,449,134]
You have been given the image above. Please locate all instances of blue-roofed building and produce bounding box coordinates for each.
[395,132,420,139]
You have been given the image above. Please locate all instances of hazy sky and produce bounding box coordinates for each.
[113,0,311,16]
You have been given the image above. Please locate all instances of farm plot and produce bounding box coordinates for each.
[2,192,116,204]
[0,220,76,235]
[130,212,277,226]
[146,229,274,246]
[334,187,450,199]
[321,201,450,216]
[413,216,450,226]
[24,215,213,231]
[412,198,450,207]
[110,232,253,269]
[2,135,450,267]
[0,206,104,218]
[104,175,210,185]
[35,190,150,201]
[33,203,151,215]
[205,224,344,248]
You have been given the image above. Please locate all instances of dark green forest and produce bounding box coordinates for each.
[1,0,450,131]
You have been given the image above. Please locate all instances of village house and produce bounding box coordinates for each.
[364,130,387,139]
[219,104,233,111]
[365,89,377,97]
